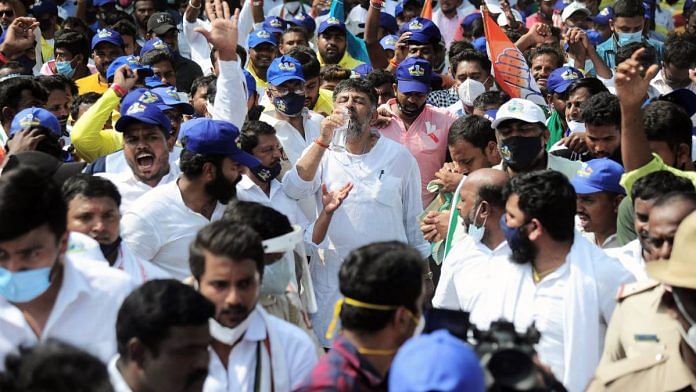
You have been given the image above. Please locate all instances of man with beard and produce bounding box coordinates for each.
[473,170,633,392]
[63,174,170,284]
[432,168,511,318]
[111,279,213,392]
[189,222,317,391]
[122,118,260,280]
[316,18,363,69]
[283,78,430,347]
[571,158,625,249]
[76,28,124,95]
[380,57,456,207]
[37,75,76,136]
[133,0,156,46]
[246,29,279,97]
[0,0,15,33]
[581,92,622,163]
[29,0,58,65]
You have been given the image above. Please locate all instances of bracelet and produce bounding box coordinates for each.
[314,139,329,149]
[0,50,8,65]
[389,58,399,68]
[189,0,201,8]
[111,83,127,97]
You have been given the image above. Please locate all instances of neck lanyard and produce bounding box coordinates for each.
[253,336,274,392]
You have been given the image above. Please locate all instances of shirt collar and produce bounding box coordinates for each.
[108,355,134,392]
[243,306,267,342]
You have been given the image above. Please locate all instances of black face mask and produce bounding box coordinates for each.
[99,237,122,264]
[205,165,241,204]
[499,136,544,172]
[508,224,538,265]
[250,162,281,183]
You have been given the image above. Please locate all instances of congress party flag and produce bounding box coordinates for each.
[481,7,545,105]
[421,0,433,19]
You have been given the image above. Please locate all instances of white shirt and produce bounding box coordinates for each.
[67,231,108,263]
[236,175,309,230]
[0,257,134,370]
[113,242,171,284]
[121,180,226,280]
[98,166,180,213]
[283,136,428,346]
[605,239,648,281]
[346,5,368,37]
[108,355,133,392]
[580,231,620,249]
[650,68,696,96]
[211,60,249,129]
[203,307,317,391]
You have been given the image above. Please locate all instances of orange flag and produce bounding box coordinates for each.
[421,0,432,19]
[481,7,545,105]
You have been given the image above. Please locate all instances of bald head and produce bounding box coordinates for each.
[646,192,696,261]
[458,168,509,242]
[467,168,509,189]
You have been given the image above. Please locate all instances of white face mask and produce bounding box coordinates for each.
[208,308,256,345]
[284,0,301,13]
[466,202,487,243]
[413,314,426,337]
[567,120,586,134]
[260,252,292,296]
[673,291,696,353]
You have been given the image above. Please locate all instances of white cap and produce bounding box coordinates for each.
[484,0,518,14]
[561,1,590,22]
[491,98,547,129]
[497,8,523,26]
[458,79,486,107]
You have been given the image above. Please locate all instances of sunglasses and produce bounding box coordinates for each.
[0,10,14,17]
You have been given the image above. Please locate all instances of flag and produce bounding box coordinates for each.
[481,7,545,105]
[421,0,433,19]
[329,0,371,64]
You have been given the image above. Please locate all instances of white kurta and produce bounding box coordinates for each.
[283,136,429,346]
[605,239,648,281]
[98,167,180,214]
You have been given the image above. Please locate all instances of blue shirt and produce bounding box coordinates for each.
[596,36,664,69]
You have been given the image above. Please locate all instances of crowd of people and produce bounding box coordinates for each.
[0,0,694,389]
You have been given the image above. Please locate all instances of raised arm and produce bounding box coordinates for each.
[363,0,389,69]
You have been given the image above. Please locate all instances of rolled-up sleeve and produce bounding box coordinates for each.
[71,88,123,162]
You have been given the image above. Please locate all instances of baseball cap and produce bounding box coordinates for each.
[181,118,261,168]
[497,8,523,27]
[263,16,287,34]
[285,12,316,35]
[2,151,86,186]
[483,109,498,122]
[491,98,547,129]
[318,17,347,35]
[546,66,584,94]
[389,330,485,392]
[152,86,195,115]
[380,34,398,51]
[140,38,172,57]
[561,1,591,22]
[115,101,172,134]
[570,158,625,195]
[396,57,432,94]
[590,6,614,25]
[684,0,694,13]
[248,29,278,49]
[473,36,487,53]
[120,88,167,112]
[395,2,404,16]
[147,12,178,35]
[351,63,373,78]
[10,107,61,137]
[656,89,696,118]
[267,55,305,86]
[92,0,115,6]
[106,55,154,83]
[244,70,257,98]
[144,75,168,88]
[554,0,572,11]
[461,12,482,29]
[29,0,58,15]
[379,12,399,34]
[401,17,442,44]
[646,210,696,289]
[91,28,123,50]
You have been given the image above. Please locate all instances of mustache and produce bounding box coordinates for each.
[220,304,248,316]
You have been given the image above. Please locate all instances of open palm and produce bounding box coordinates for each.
[194,0,239,61]
[322,183,353,214]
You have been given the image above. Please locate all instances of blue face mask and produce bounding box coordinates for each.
[499,214,526,251]
[616,31,643,46]
[467,202,487,243]
[0,266,53,303]
[55,60,76,79]
[272,92,305,117]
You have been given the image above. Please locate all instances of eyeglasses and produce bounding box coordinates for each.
[269,85,305,96]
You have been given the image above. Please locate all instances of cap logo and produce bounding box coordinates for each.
[139,91,159,104]
[256,30,271,38]
[326,17,340,25]
[500,144,512,161]
[600,7,609,15]
[561,69,579,80]
[408,20,424,30]
[153,39,167,49]
[18,113,40,128]
[127,102,147,115]
[270,19,282,27]
[165,88,179,99]
[577,163,593,177]
[156,14,171,24]
[97,29,112,38]
[295,14,306,20]
[408,64,425,77]
[278,61,296,71]
[507,100,525,112]
[385,37,396,45]
[275,99,287,111]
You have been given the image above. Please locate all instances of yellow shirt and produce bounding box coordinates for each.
[318,50,364,70]
[247,63,268,93]
[313,88,333,116]
[76,73,109,96]
[71,88,123,162]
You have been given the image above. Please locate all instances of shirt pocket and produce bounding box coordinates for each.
[374,175,402,207]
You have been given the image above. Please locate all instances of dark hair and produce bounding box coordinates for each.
[116,280,214,357]
[447,115,495,149]
[365,68,395,88]
[6,126,63,159]
[62,17,91,36]
[70,92,101,121]
[190,74,216,98]
[580,91,621,128]
[320,64,352,82]
[566,77,609,97]
[616,41,657,66]
[0,61,27,76]
[631,170,696,201]
[448,40,475,63]
[205,76,217,105]
[141,49,173,67]
[37,74,78,97]
[102,10,132,26]
[613,0,645,18]
[236,45,247,69]
[189,221,265,280]
[528,45,564,69]
[333,78,378,107]
[0,77,48,123]
[652,190,696,210]
[473,91,509,110]
[178,149,225,179]
[0,168,67,242]
[110,19,137,40]
[502,170,576,242]
[54,31,90,65]
[286,46,320,80]
[238,120,276,153]
[477,183,506,209]
[449,49,492,78]
[222,200,293,240]
[282,26,309,44]
[339,241,424,333]
[664,34,696,69]
[61,174,122,207]
[643,101,692,150]
[0,339,113,392]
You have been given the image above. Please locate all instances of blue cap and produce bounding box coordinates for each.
[389,330,485,392]
[263,16,286,34]
[248,29,278,49]
[91,28,123,50]
[483,109,498,122]
[152,86,195,115]
[473,36,487,53]
[380,34,398,51]
[285,12,316,35]
[684,0,694,13]
[401,17,442,44]
[267,55,305,86]
[461,12,482,29]
[121,88,162,111]
[140,37,171,57]
[115,101,172,135]
[92,0,115,6]
[396,57,432,94]
[395,2,404,16]
[586,29,604,45]
[554,0,571,11]
[571,158,625,194]
[29,0,58,15]
[106,55,153,82]
[590,6,613,25]
[379,12,399,34]
[546,66,583,94]
[181,118,261,167]
[10,107,61,137]
[144,75,168,88]
[318,17,347,35]
[243,70,257,98]
[352,63,373,78]
[655,88,696,118]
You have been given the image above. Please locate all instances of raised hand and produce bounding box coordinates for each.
[0,17,39,58]
[393,32,412,65]
[322,182,353,214]
[112,64,137,92]
[615,48,659,108]
[194,0,239,61]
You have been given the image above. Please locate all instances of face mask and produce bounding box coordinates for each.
[273,92,305,117]
[499,136,543,172]
[499,214,524,251]
[467,202,487,243]
[260,252,292,296]
[284,0,301,13]
[673,290,696,353]
[208,308,256,345]
[56,60,76,79]
[616,31,643,46]
[0,266,53,303]
[250,162,282,183]
[567,120,586,135]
